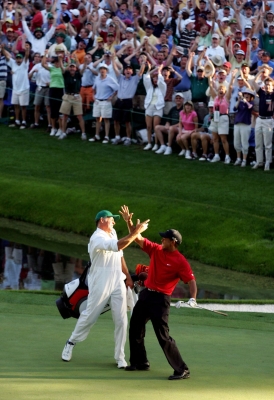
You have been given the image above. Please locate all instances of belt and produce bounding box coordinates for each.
[40,86,49,89]
[66,93,80,95]
[220,113,228,116]
[118,98,132,101]
[96,99,108,101]
[259,116,272,119]
[82,85,92,88]
[147,288,163,294]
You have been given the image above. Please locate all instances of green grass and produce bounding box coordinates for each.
[0,291,273,400]
[0,125,274,276]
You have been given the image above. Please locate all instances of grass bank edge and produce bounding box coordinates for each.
[0,175,274,277]
[1,291,274,305]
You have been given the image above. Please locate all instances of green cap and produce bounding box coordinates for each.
[15,53,23,58]
[95,210,120,222]
[48,13,54,19]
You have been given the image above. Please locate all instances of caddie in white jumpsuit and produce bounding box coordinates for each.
[61,209,150,369]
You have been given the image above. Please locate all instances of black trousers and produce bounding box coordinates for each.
[129,288,188,373]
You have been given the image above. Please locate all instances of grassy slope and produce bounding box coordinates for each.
[0,292,273,400]
[0,126,274,276]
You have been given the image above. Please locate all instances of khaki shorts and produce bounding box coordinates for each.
[0,80,6,99]
[11,89,30,106]
[93,99,113,118]
[209,114,229,135]
[59,94,83,116]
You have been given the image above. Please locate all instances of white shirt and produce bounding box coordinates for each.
[29,62,50,87]
[205,45,226,63]
[22,21,56,54]
[8,58,30,93]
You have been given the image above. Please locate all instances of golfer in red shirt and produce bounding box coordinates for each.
[119,206,197,380]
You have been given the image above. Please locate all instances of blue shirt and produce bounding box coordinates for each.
[257,60,274,78]
[117,74,141,99]
[93,75,119,100]
[172,67,191,91]
[234,100,253,125]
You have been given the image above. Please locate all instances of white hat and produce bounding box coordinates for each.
[204,60,215,77]
[212,33,220,39]
[236,50,245,55]
[60,0,68,4]
[244,24,252,29]
[176,46,186,55]
[70,9,80,16]
[184,19,195,26]
[242,88,255,97]
[174,92,184,98]
[126,27,134,33]
[197,45,205,51]
[222,17,229,22]
[98,63,109,71]
[211,55,223,66]
[208,101,214,107]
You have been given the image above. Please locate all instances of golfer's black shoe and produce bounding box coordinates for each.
[168,368,190,380]
[125,363,150,371]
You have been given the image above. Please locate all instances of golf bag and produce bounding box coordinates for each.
[56,262,111,319]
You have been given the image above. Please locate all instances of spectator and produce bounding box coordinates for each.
[42,48,65,136]
[58,59,87,140]
[31,3,43,32]
[143,65,167,151]
[89,64,119,144]
[190,101,214,161]
[79,53,97,113]
[8,44,31,129]
[0,44,9,118]
[154,92,185,155]
[22,14,56,54]
[176,100,198,159]
[112,63,145,145]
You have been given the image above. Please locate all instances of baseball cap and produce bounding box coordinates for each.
[5,18,13,23]
[223,61,231,68]
[60,0,68,4]
[229,19,237,24]
[15,53,23,58]
[181,8,190,14]
[222,17,229,22]
[96,37,104,42]
[184,19,195,26]
[159,229,182,245]
[47,13,54,19]
[198,13,207,19]
[175,92,184,98]
[197,45,205,51]
[95,210,120,221]
[124,64,133,70]
[212,33,220,39]
[6,28,14,32]
[241,62,249,67]
[70,9,80,16]
[197,66,204,71]
[107,32,114,36]
[56,24,66,30]
[244,25,252,29]
[236,50,245,55]
[208,101,214,107]
[126,27,134,33]
[218,69,227,75]
[262,51,271,57]
[251,36,259,40]
[69,61,77,67]
[145,24,154,30]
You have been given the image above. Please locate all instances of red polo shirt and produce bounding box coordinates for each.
[142,238,195,295]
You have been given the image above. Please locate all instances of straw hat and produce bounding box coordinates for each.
[258,63,273,74]
[211,55,223,66]
[204,60,215,77]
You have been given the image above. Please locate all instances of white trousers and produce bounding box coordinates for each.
[255,117,273,163]
[3,247,22,289]
[69,277,127,363]
[233,123,251,155]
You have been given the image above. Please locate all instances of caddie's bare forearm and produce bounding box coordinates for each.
[121,256,134,288]
[117,219,149,251]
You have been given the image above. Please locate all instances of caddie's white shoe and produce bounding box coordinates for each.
[62,340,75,362]
[117,359,128,369]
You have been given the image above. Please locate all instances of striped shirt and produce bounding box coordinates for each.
[0,56,8,81]
[179,29,197,49]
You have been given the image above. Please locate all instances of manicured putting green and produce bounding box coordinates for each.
[0,292,273,399]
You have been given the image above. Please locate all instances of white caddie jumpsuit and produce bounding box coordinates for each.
[69,227,127,363]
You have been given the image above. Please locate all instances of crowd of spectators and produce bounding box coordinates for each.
[0,0,274,169]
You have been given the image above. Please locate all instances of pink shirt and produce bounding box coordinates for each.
[179,110,197,131]
[214,97,229,114]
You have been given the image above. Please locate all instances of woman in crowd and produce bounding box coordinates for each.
[176,101,198,158]
[42,48,65,136]
[143,64,167,151]
[208,75,232,164]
